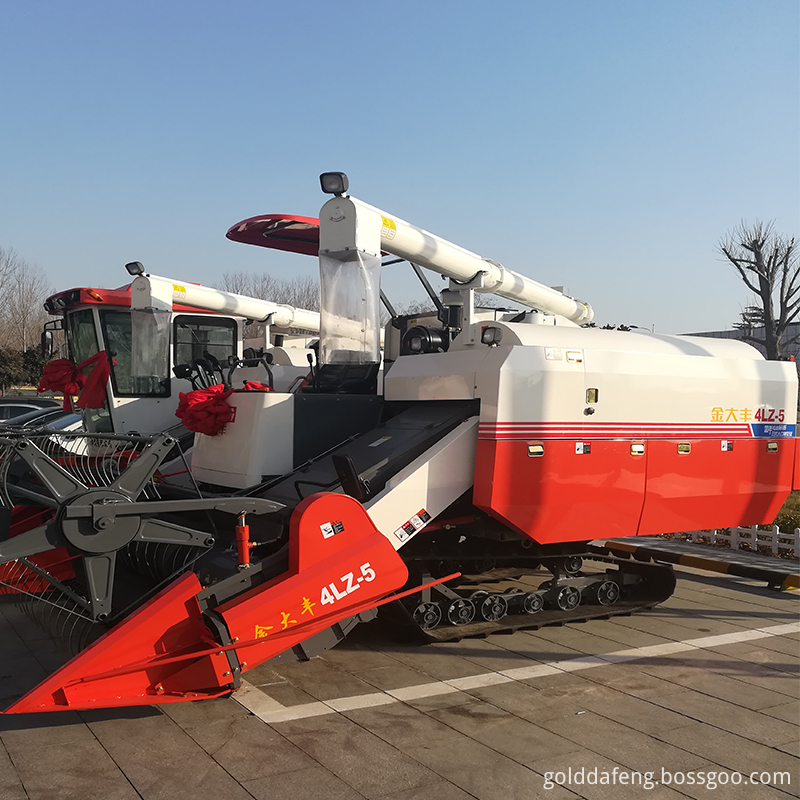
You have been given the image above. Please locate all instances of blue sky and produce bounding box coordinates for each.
[1,0,797,333]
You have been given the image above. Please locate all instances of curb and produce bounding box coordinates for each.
[594,537,800,591]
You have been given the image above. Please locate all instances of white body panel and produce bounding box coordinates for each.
[191,393,294,488]
[365,418,479,549]
[385,323,798,435]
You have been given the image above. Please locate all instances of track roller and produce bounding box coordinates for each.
[522,591,545,614]
[559,556,583,575]
[413,602,442,630]
[392,545,677,643]
[554,585,581,610]
[595,579,621,606]
[446,598,476,625]
[477,593,508,622]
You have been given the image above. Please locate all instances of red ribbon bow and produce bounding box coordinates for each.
[175,383,234,436]
[37,352,113,410]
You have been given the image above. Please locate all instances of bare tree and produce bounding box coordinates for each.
[0,247,22,313]
[219,271,319,310]
[0,250,51,352]
[720,221,799,359]
[218,271,320,338]
[1,262,50,352]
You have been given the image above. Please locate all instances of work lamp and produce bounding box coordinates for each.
[320,172,349,196]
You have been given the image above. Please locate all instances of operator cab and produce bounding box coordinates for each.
[43,287,244,434]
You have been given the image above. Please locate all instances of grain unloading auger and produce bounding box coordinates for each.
[1,172,798,713]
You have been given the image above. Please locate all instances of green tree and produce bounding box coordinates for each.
[0,349,25,392]
[22,348,46,385]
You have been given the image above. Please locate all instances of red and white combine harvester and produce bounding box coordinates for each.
[0,172,797,713]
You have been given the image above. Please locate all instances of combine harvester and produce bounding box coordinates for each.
[0,172,797,714]
[34,263,322,436]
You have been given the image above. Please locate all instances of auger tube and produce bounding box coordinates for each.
[318,195,594,325]
[130,272,322,332]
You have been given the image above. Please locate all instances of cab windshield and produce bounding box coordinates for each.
[101,310,169,397]
[65,308,112,431]
[67,308,99,363]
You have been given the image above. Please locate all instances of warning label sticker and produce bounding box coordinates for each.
[320,520,345,539]
[380,216,397,241]
[394,508,432,542]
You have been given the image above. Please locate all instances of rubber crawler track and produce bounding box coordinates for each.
[388,547,677,643]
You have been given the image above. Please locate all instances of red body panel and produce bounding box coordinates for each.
[226,214,321,256]
[474,435,795,543]
[217,493,408,672]
[44,286,228,314]
[474,439,646,543]
[4,493,408,713]
[638,438,793,534]
[793,437,800,491]
[5,572,230,713]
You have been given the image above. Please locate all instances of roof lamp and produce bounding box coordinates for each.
[320,172,349,196]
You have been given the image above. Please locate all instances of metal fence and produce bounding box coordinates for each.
[682,526,799,557]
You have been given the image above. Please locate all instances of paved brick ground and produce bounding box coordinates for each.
[0,565,797,800]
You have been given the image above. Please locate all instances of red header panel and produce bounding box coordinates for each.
[226,214,320,256]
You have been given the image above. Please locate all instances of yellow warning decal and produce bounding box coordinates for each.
[173,284,187,299]
[380,216,397,241]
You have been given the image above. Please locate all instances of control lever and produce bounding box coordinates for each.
[332,455,371,501]
[202,351,225,384]
[192,358,216,389]
[307,352,318,390]
[262,352,274,389]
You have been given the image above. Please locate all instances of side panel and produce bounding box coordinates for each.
[217,493,408,672]
[474,439,646,543]
[793,437,800,492]
[638,438,794,534]
[365,418,478,549]
[469,329,798,544]
[191,392,295,488]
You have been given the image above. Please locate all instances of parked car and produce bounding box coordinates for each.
[1,406,68,427]
[0,397,60,420]
[40,413,82,431]
[18,410,82,430]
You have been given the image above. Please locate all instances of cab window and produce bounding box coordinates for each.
[174,316,238,366]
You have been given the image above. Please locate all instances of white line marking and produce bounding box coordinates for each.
[445,672,514,690]
[546,654,609,672]
[686,629,770,648]
[253,702,332,723]
[234,681,286,714]
[756,622,800,636]
[235,621,800,724]
[602,641,700,662]
[324,692,397,712]
[499,663,561,680]
[387,683,461,701]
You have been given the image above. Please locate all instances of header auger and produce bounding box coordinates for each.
[1,172,797,712]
